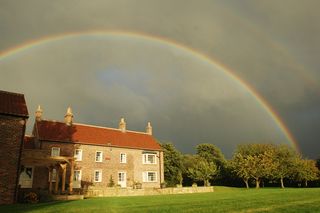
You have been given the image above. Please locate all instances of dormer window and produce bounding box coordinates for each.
[51,147,60,157]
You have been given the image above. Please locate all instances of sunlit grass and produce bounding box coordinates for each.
[1,187,320,213]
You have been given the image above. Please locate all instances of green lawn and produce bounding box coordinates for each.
[2,187,320,213]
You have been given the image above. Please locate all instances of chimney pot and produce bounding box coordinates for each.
[35,105,43,121]
[64,106,73,125]
[146,122,152,135]
[119,118,126,132]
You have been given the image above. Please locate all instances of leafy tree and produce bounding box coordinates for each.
[181,154,196,185]
[270,145,298,188]
[161,143,184,187]
[196,143,227,185]
[237,144,273,156]
[229,153,251,188]
[196,143,226,168]
[293,158,319,187]
[233,144,275,188]
[316,158,320,170]
[187,156,218,186]
[248,153,274,188]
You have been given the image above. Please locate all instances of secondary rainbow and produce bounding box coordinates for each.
[0,30,300,152]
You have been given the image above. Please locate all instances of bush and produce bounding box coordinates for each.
[133,181,142,189]
[24,192,39,204]
[108,175,115,187]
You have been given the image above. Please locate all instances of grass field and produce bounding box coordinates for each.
[2,187,320,213]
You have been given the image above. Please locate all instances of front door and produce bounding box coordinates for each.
[73,170,81,188]
[118,172,126,187]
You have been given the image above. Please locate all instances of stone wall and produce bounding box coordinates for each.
[32,141,164,190]
[85,186,214,197]
[0,115,26,205]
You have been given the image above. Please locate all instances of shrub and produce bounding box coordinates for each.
[108,175,115,187]
[133,181,142,189]
[24,192,39,204]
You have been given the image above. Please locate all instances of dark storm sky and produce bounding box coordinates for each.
[1,0,319,158]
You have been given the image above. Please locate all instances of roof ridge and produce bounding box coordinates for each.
[40,119,150,135]
[40,119,62,123]
[74,122,149,135]
[0,90,24,96]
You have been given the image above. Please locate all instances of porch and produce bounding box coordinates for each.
[20,149,76,195]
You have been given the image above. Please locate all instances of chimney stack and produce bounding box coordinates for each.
[146,122,152,135]
[119,118,126,132]
[64,107,73,126]
[35,105,43,121]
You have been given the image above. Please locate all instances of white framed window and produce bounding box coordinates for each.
[74,149,82,161]
[51,147,60,157]
[120,153,127,163]
[95,151,103,162]
[118,172,125,182]
[49,168,57,182]
[143,153,156,164]
[142,171,157,182]
[19,166,34,188]
[73,170,82,188]
[94,170,102,182]
[118,172,127,187]
[74,170,82,181]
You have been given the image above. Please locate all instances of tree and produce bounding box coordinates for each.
[181,154,196,186]
[161,143,184,187]
[196,143,226,168]
[233,144,275,188]
[229,153,251,188]
[293,158,319,187]
[248,153,275,188]
[316,158,320,170]
[270,145,298,188]
[196,143,227,184]
[187,156,218,186]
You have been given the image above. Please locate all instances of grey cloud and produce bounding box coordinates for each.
[0,0,319,158]
[0,37,290,157]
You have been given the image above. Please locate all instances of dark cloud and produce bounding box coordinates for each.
[0,0,319,158]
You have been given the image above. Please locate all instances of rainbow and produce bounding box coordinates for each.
[0,30,300,152]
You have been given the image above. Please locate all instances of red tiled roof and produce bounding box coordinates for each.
[36,120,161,151]
[24,136,35,149]
[0,90,29,117]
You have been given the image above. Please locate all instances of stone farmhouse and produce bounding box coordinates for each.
[0,90,164,204]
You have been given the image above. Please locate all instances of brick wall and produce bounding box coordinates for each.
[32,167,49,189]
[0,115,26,205]
[34,141,164,190]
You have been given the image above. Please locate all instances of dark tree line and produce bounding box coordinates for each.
[161,143,320,188]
